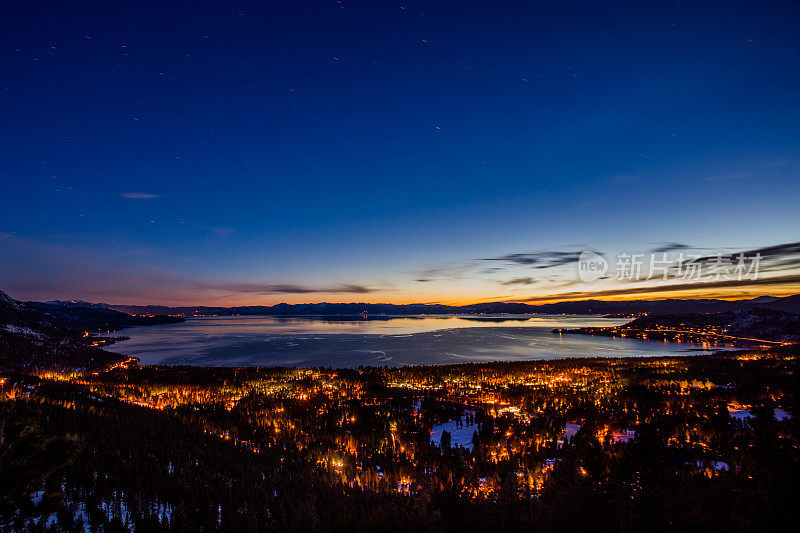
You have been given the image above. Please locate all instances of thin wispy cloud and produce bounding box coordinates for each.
[480,250,584,269]
[498,277,537,286]
[413,249,589,283]
[120,192,161,199]
[662,241,800,274]
[412,261,475,283]
[198,282,382,295]
[721,241,800,264]
[649,242,692,253]
[515,273,800,302]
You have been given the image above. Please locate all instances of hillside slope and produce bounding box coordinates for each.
[556,308,800,345]
[0,291,132,372]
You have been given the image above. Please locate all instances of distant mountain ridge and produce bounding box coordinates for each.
[28,301,184,332]
[45,293,800,317]
[44,299,112,310]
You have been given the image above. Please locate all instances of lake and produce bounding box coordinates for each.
[109,314,727,367]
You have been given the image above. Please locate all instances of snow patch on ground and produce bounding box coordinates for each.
[430,414,479,451]
[30,490,45,505]
[728,407,753,421]
[728,406,791,422]
[2,324,45,339]
[609,429,636,444]
[774,408,792,421]
[712,461,729,471]
[562,422,581,442]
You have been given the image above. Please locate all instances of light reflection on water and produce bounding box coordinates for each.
[127,314,623,335]
[111,314,728,368]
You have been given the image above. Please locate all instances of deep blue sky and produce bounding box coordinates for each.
[1,1,799,304]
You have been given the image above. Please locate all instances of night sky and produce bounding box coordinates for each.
[1,1,799,305]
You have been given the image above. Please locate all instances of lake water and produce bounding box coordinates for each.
[109,314,726,368]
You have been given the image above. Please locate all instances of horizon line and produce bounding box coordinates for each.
[34,292,797,310]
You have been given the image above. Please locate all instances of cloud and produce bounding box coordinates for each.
[411,248,592,285]
[670,241,800,274]
[516,273,800,302]
[498,277,537,286]
[197,282,381,295]
[740,241,800,273]
[412,261,475,283]
[480,250,584,269]
[649,242,691,253]
[120,192,160,199]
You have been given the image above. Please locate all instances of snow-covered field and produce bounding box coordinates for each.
[430,414,479,451]
[563,422,581,441]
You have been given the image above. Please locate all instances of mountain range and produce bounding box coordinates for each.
[42,293,800,317]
